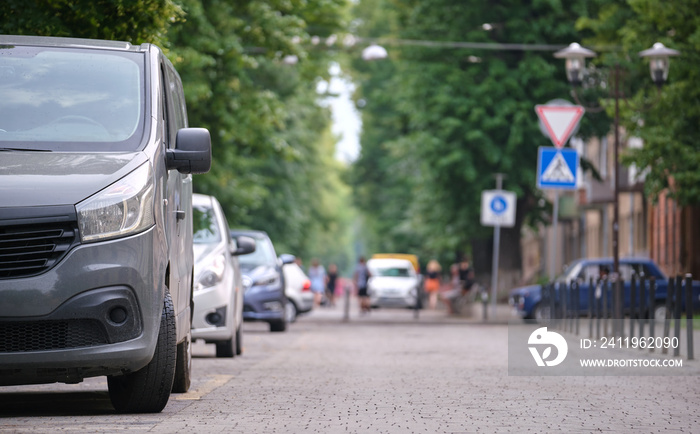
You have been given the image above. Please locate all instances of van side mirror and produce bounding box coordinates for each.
[232,235,256,256]
[166,128,212,174]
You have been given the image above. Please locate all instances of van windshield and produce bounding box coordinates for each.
[0,46,145,151]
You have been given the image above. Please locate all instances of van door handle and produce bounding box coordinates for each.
[175,210,186,221]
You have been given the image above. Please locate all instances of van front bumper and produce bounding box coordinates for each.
[0,227,163,385]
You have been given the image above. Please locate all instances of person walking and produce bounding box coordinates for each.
[459,258,475,293]
[354,256,371,314]
[425,259,442,310]
[325,263,338,307]
[441,263,462,314]
[308,259,326,308]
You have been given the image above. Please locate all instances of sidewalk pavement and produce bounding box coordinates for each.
[306,294,518,325]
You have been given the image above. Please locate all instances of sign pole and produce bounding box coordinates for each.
[490,174,504,319]
[535,101,584,285]
[549,190,559,281]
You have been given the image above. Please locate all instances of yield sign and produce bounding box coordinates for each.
[535,104,584,148]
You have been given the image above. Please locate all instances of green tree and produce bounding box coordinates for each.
[1,0,356,264]
[0,0,181,45]
[350,0,598,272]
[579,0,700,206]
[168,0,352,259]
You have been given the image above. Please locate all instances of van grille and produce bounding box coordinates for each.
[0,222,78,279]
[0,320,107,352]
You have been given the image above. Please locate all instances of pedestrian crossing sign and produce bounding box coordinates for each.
[537,147,578,190]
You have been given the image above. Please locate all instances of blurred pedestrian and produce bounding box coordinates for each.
[354,256,371,314]
[308,259,326,308]
[459,258,475,293]
[326,263,338,307]
[450,263,461,290]
[424,259,442,310]
[441,263,462,314]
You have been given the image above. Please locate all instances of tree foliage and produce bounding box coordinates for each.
[580,0,700,206]
[1,0,355,264]
[167,0,351,259]
[349,0,596,269]
[0,0,181,45]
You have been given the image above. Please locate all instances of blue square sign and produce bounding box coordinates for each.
[537,147,578,190]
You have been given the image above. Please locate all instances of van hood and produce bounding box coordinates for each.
[0,151,147,207]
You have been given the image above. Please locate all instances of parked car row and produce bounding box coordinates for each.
[192,199,315,345]
[0,35,313,415]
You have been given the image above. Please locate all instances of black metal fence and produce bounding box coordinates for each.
[542,274,695,360]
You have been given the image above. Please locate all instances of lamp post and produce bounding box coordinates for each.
[554,42,679,333]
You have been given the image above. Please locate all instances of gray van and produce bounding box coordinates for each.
[0,35,211,413]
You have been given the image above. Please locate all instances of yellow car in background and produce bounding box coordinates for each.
[371,253,420,273]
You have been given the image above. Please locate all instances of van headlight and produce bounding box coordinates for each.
[76,163,155,242]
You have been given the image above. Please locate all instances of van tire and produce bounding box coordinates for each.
[108,293,177,413]
[172,330,192,393]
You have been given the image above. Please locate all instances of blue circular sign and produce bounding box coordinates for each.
[490,196,507,215]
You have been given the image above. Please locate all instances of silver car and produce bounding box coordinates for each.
[191,194,254,357]
[0,36,211,413]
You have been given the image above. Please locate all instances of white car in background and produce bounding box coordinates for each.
[367,258,420,308]
[191,194,254,357]
[281,255,314,323]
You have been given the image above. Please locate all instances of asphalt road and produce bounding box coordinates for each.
[1,300,699,433]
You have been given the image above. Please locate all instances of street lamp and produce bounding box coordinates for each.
[554,42,595,86]
[554,42,679,332]
[639,42,681,87]
[361,44,388,61]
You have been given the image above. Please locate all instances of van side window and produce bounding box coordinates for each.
[160,66,173,148]
[164,62,188,130]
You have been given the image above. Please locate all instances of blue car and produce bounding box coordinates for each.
[230,230,292,332]
[509,258,700,322]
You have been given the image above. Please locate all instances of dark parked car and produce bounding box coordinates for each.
[510,257,700,322]
[0,35,211,413]
[230,230,292,332]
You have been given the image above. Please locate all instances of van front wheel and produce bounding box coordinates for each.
[172,330,192,393]
[108,293,177,413]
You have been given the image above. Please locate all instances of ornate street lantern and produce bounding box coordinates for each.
[553,43,596,86]
[639,42,680,87]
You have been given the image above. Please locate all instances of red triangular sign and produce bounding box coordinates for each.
[535,105,585,148]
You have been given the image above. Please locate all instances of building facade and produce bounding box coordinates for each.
[522,132,699,284]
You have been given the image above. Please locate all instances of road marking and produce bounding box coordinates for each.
[174,374,233,400]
